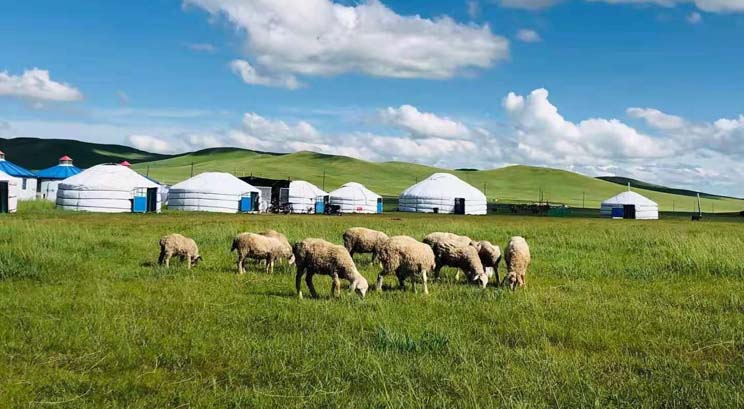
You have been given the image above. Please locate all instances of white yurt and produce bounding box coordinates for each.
[600,190,658,220]
[399,173,487,215]
[168,172,261,213]
[0,170,19,213]
[329,182,383,214]
[56,164,162,213]
[287,180,327,214]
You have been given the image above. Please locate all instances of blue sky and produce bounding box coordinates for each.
[1,0,743,195]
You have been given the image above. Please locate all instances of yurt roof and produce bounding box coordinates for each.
[35,164,83,180]
[330,182,381,200]
[0,158,36,178]
[401,173,486,200]
[59,164,159,191]
[289,180,327,197]
[170,172,259,195]
[602,191,658,207]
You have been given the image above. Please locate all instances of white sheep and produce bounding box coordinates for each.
[231,232,295,274]
[477,240,502,284]
[293,238,368,299]
[158,233,202,269]
[503,236,530,290]
[343,227,389,262]
[423,232,488,287]
[376,235,435,295]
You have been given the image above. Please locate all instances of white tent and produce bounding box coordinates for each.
[0,170,19,213]
[329,182,382,214]
[399,173,487,215]
[56,164,162,213]
[600,191,659,220]
[287,181,327,214]
[168,172,261,213]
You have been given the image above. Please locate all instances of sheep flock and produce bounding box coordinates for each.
[159,227,530,299]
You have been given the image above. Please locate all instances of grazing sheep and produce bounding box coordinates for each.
[423,232,488,287]
[259,229,293,266]
[231,232,295,274]
[503,236,530,290]
[293,238,368,299]
[477,240,502,284]
[343,227,389,262]
[376,236,435,295]
[158,233,202,269]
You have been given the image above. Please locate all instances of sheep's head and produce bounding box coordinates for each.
[191,255,203,266]
[503,271,519,290]
[472,272,488,288]
[350,276,369,299]
[287,252,296,265]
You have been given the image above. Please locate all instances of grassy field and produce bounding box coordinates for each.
[132,150,744,213]
[1,202,743,408]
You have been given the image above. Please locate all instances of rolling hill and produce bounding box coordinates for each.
[598,176,740,200]
[1,137,741,212]
[0,137,171,169]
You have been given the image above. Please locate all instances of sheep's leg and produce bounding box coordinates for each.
[397,274,406,291]
[422,271,429,295]
[375,272,385,293]
[331,273,341,298]
[411,275,416,294]
[164,252,172,268]
[455,270,461,281]
[295,267,305,299]
[306,272,318,298]
[237,254,245,275]
[158,248,166,265]
[264,257,271,274]
[433,262,442,280]
[493,267,500,287]
[187,254,193,270]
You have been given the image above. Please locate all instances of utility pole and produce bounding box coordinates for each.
[146,166,150,177]
[672,200,675,213]
[582,192,585,209]
[483,183,487,196]
[322,169,326,191]
[190,162,194,177]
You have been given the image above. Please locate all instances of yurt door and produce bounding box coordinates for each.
[251,192,260,211]
[377,198,383,214]
[454,198,466,215]
[146,188,158,212]
[623,205,636,219]
[0,182,8,213]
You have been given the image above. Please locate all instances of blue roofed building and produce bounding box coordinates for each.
[0,150,38,201]
[36,155,83,201]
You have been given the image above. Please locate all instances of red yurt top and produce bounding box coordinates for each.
[119,161,131,167]
[60,155,72,161]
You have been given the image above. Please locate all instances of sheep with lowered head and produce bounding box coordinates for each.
[293,238,368,299]
[423,232,488,287]
[376,235,435,295]
[158,233,202,269]
[343,227,389,262]
[231,232,295,274]
[477,240,502,284]
[503,236,530,290]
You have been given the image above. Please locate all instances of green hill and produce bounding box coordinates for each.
[0,137,171,169]
[133,148,744,213]
[598,176,740,200]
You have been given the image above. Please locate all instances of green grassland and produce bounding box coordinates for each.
[1,201,742,407]
[133,149,744,213]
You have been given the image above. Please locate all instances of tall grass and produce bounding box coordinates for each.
[0,208,743,407]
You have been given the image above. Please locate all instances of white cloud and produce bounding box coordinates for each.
[230,59,301,89]
[185,0,509,80]
[127,135,173,154]
[497,0,562,10]
[380,105,472,139]
[503,88,669,165]
[467,0,481,18]
[516,29,542,43]
[188,43,217,53]
[0,68,83,103]
[687,11,703,23]
[627,107,686,130]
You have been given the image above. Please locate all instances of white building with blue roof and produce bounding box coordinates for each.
[35,155,83,202]
[0,150,37,201]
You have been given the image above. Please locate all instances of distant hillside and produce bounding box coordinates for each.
[597,176,739,201]
[0,137,172,169]
[132,147,744,213]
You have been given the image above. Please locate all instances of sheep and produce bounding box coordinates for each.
[342,227,389,262]
[158,233,202,269]
[259,229,293,267]
[477,240,502,284]
[376,236,435,295]
[293,238,368,299]
[423,232,488,287]
[231,232,295,275]
[503,236,530,290]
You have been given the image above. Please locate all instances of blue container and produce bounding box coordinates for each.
[239,197,253,212]
[611,207,624,218]
[377,199,383,214]
[132,196,147,213]
[314,198,325,214]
